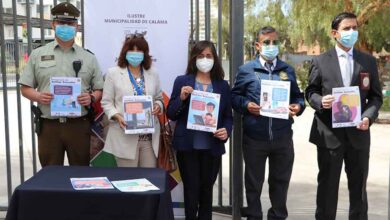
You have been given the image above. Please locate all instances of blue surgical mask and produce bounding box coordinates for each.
[55,25,76,42]
[337,30,358,48]
[126,52,144,67]
[261,45,279,61]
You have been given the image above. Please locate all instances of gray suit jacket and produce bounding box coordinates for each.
[305,47,383,149]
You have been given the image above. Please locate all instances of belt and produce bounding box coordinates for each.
[42,115,89,123]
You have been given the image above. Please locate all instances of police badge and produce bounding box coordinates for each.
[279,71,289,81]
[360,72,370,90]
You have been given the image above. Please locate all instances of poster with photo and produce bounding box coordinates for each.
[187,90,220,133]
[332,86,361,128]
[50,77,81,117]
[70,177,114,190]
[123,95,154,134]
[260,80,291,120]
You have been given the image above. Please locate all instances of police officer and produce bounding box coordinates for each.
[19,2,104,167]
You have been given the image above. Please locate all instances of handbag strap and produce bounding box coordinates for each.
[160,102,172,134]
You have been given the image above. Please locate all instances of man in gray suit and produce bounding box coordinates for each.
[305,12,383,220]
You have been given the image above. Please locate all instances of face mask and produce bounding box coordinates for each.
[337,30,358,48]
[196,58,214,73]
[126,52,144,67]
[260,45,279,61]
[55,25,76,42]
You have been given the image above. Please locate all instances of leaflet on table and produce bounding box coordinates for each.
[332,86,361,128]
[50,77,82,117]
[111,178,159,192]
[260,80,291,120]
[187,90,220,133]
[123,95,155,134]
[70,177,114,190]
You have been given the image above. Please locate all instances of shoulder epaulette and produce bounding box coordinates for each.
[33,44,43,49]
[84,48,94,55]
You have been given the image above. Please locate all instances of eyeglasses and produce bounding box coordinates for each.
[126,31,147,39]
[262,39,280,46]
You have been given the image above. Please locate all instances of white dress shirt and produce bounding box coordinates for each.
[259,55,277,71]
[335,45,354,87]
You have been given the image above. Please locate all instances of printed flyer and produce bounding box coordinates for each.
[187,90,220,133]
[332,86,361,128]
[123,95,154,134]
[70,177,114,190]
[50,77,82,117]
[260,79,291,120]
[111,178,159,192]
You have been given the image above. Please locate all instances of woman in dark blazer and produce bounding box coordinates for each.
[167,40,233,220]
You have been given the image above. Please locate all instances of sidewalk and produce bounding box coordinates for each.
[378,111,390,124]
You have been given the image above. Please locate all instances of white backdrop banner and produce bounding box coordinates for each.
[84,0,189,217]
[84,0,189,96]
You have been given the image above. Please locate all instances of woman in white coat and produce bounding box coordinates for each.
[101,35,163,167]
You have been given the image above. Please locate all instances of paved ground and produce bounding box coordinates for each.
[0,91,389,219]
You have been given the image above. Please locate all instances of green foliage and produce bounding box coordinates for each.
[294,60,311,91]
[381,96,390,111]
[209,0,389,61]
[289,0,390,52]
[361,6,390,52]
[240,0,295,61]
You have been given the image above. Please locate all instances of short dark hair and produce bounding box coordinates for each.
[117,36,152,70]
[206,102,215,109]
[186,40,225,81]
[257,26,277,40]
[331,12,357,30]
[206,113,213,117]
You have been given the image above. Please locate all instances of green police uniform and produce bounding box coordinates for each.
[19,40,103,118]
[18,2,104,167]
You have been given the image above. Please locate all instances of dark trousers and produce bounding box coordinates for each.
[38,117,91,167]
[242,134,294,220]
[176,149,221,220]
[315,142,369,220]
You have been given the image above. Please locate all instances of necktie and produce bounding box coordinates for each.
[341,53,352,86]
[265,62,273,72]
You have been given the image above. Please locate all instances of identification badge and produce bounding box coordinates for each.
[279,71,289,81]
[41,55,55,61]
[360,72,370,90]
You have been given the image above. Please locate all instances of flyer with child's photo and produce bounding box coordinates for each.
[260,79,291,120]
[50,77,81,117]
[332,86,361,128]
[187,90,220,133]
[122,95,155,134]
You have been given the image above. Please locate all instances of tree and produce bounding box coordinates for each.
[210,0,258,59]
[289,0,390,53]
[244,0,294,57]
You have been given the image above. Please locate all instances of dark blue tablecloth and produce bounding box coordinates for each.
[6,166,174,220]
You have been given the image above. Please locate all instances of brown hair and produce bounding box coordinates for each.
[186,40,225,81]
[117,37,152,70]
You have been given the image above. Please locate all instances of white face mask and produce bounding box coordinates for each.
[196,58,214,73]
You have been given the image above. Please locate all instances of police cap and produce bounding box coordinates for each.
[51,2,80,22]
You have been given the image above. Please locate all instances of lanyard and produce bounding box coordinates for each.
[127,67,144,95]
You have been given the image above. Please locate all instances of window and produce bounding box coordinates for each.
[17,0,36,4]
[4,8,13,14]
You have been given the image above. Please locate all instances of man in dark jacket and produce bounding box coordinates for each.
[231,26,305,220]
[305,12,383,220]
